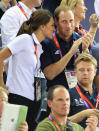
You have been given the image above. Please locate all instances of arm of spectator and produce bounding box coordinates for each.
[85,116,98,131]
[43,38,82,80]
[68,109,99,123]
[18,121,28,131]
[88,13,99,43]
[0,47,12,89]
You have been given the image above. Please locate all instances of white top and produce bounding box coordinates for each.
[0,2,32,48]
[7,33,43,100]
[94,0,99,16]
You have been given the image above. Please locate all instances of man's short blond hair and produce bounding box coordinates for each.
[60,0,83,9]
[54,5,73,21]
[74,53,97,69]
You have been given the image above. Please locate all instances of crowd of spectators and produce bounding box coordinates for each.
[0,0,99,131]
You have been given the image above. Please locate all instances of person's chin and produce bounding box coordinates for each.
[48,36,53,40]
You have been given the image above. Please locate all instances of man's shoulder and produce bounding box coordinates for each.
[69,87,76,93]
[1,5,20,20]
[42,38,54,45]
[41,38,56,50]
[36,117,56,131]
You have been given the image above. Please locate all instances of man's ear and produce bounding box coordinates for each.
[47,100,52,108]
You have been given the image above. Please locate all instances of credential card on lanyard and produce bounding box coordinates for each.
[35,77,41,101]
[96,122,99,131]
[65,71,77,88]
[96,127,99,131]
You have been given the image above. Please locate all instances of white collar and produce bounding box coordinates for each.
[32,33,40,45]
[18,2,32,19]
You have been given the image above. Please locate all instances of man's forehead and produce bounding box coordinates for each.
[59,10,74,17]
[53,88,69,97]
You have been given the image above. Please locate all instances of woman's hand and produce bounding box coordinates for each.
[18,121,28,131]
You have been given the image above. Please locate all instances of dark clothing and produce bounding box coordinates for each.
[8,93,41,131]
[42,0,61,15]
[69,83,99,128]
[40,32,82,90]
[0,8,4,19]
[91,44,99,75]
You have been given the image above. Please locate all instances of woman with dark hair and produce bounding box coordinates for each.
[0,9,55,131]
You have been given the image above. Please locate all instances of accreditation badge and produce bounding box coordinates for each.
[96,127,99,131]
[96,122,99,131]
[65,71,77,88]
[34,77,41,101]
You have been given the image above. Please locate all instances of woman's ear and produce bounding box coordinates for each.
[40,25,46,31]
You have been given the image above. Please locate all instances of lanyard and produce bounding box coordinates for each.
[75,26,87,36]
[75,26,93,48]
[49,115,61,131]
[79,25,87,36]
[53,33,79,65]
[34,43,38,59]
[32,38,38,59]
[53,33,62,58]
[75,85,99,109]
[17,3,28,19]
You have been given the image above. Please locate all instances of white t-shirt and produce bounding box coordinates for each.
[7,33,43,101]
[0,2,32,48]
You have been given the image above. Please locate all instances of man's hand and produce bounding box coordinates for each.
[81,33,92,52]
[85,115,98,131]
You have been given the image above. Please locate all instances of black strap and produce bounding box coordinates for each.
[66,119,73,131]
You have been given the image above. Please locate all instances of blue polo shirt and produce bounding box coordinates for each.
[40,32,82,89]
[69,83,99,128]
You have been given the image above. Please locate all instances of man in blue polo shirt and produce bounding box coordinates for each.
[69,53,99,129]
[40,5,92,90]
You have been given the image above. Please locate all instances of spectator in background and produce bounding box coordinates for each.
[0,0,17,19]
[69,53,99,129]
[0,86,28,131]
[0,9,55,130]
[60,0,99,46]
[36,85,98,131]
